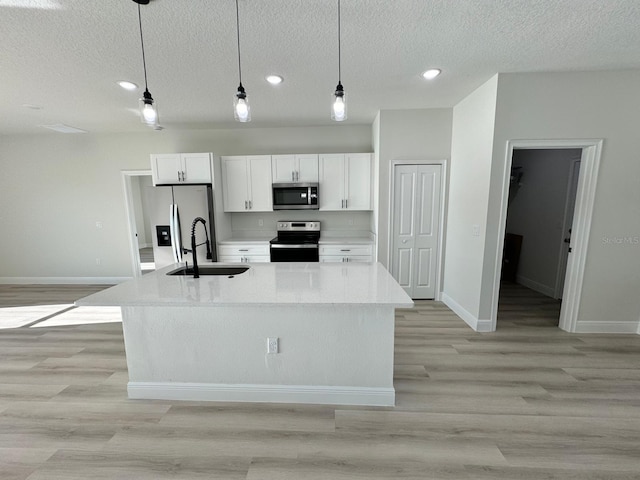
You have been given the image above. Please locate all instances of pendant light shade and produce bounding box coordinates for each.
[233,0,251,122]
[134,0,159,127]
[139,89,158,126]
[331,0,346,121]
[234,83,251,122]
[332,82,346,121]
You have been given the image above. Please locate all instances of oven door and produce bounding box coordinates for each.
[270,244,319,262]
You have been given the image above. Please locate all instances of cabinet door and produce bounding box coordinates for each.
[151,154,182,185]
[271,155,296,182]
[221,156,249,212]
[247,155,273,211]
[319,154,345,210]
[296,154,319,182]
[181,153,212,183]
[345,153,372,210]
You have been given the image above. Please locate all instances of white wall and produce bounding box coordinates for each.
[376,109,453,267]
[483,71,640,332]
[442,75,498,330]
[228,211,373,238]
[506,149,581,296]
[0,125,371,281]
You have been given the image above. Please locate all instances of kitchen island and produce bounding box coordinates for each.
[77,262,413,406]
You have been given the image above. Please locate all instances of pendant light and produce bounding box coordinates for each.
[233,0,251,122]
[134,0,158,127]
[331,0,346,121]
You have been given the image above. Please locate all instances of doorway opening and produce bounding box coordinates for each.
[499,148,581,328]
[122,170,154,277]
[491,139,602,333]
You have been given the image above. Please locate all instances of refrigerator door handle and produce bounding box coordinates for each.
[169,204,182,263]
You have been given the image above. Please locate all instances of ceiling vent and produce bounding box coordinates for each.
[39,124,88,134]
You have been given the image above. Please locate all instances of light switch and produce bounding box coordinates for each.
[472,225,480,237]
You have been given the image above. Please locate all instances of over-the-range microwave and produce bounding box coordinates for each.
[272,183,319,210]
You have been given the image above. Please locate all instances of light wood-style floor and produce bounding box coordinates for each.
[1,283,639,479]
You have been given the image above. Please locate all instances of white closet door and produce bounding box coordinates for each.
[392,166,417,295]
[391,164,442,299]
[412,165,441,299]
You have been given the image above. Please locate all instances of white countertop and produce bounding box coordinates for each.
[318,236,374,245]
[217,234,273,244]
[77,262,412,308]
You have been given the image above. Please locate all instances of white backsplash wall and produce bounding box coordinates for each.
[230,211,373,237]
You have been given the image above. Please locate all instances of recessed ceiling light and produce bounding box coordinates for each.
[422,69,441,80]
[265,75,284,85]
[22,103,43,110]
[118,81,139,91]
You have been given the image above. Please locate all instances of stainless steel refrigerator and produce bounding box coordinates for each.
[146,184,217,269]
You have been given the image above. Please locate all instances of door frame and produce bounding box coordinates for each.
[388,159,447,301]
[121,170,153,278]
[490,139,602,332]
[554,157,582,299]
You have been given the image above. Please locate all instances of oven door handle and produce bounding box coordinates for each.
[270,244,318,249]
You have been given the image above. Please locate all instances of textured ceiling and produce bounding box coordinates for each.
[2,0,640,134]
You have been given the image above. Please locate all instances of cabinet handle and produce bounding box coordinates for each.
[341,199,344,208]
[239,249,249,252]
[296,171,299,181]
[177,171,181,181]
[345,199,348,209]
[292,171,295,181]
[249,200,252,209]
[245,200,248,210]
[340,249,351,252]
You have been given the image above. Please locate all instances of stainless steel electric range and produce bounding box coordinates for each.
[269,221,320,262]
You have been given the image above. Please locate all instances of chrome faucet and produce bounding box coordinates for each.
[190,217,212,278]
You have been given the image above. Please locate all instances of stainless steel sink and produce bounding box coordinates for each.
[167,265,249,276]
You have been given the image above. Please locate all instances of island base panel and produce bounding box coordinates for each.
[121,305,396,406]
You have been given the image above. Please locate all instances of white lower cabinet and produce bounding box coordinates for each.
[218,243,270,263]
[319,244,373,263]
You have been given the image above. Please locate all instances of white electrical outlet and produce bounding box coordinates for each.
[472,224,480,237]
[258,219,264,227]
[95,221,103,229]
[95,258,101,265]
[267,337,279,354]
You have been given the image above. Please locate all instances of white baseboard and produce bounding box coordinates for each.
[574,321,640,334]
[128,382,395,407]
[441,293,493,332]
[0,277,131,285]
[516,275,556,298]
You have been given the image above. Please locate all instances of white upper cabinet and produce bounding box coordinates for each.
[319,153,372,211]
[151,153,212,185]
[221,155,273,212]
[272,154,319,183]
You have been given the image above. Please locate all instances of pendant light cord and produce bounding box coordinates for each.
[235,0,242,86]
[337,0,341,83]
[137,3,149,91]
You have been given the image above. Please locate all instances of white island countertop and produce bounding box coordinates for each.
[77,262,413,308]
